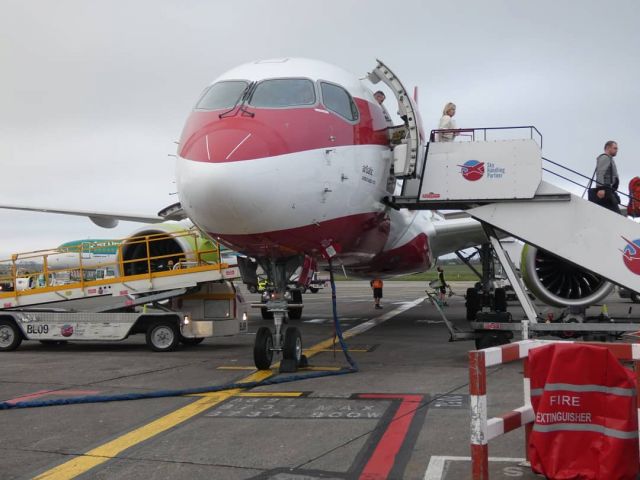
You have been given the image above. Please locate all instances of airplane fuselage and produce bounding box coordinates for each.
[176,58,433,274]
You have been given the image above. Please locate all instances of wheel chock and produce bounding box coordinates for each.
[298,354,309,368]
[279,359,298,373]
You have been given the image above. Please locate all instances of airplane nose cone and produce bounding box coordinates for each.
[179,114,283,163]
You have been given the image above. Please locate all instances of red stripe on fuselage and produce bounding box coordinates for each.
[209,211,391,260]
[179,98,389,163]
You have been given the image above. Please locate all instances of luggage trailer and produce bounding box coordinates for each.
[0,279,247,352]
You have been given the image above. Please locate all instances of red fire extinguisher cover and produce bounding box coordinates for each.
[528,343,639,479]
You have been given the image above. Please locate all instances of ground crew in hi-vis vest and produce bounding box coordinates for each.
[370,277,383,309]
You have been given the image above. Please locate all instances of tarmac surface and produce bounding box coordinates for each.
[1,281,640,480]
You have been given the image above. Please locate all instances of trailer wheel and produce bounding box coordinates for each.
[254,327,273,370]
[180,337,205,346]
[283,327,302,362]
[299,286,307,294]
[309,287,319,293]
[466,288,480,321]
[0,319,22,352]
[146,321,179,352]
[248,285,257,294]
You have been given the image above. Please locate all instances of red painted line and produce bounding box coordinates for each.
[6,390,54,405]
[357,394,423,480]
[6,389,100,405]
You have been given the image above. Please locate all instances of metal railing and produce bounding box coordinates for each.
[429,125,543,149]
[0,230,223,297]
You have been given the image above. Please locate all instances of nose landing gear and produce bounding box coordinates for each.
[252,257,309,372]
[253,300,308,372]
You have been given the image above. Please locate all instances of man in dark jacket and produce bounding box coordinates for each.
[593,140,621,214]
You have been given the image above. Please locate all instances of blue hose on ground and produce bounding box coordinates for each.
[328,257,358,371]
[0,264,356,410]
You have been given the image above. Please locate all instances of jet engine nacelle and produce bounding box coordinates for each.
[120,223,219,276]
[520,244,614,307]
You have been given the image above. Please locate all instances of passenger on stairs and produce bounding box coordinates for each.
[437,102,458,142]
[589,140,622,214]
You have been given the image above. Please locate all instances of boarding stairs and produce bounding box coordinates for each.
[0,231,239,311]
[387,127,640,330]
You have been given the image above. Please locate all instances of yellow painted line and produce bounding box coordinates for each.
[319,348,368,352]
[238,392,303,398]
[217,365,343,372]
[216,366,256,371]
[33,370,272,480]
[188,391,303,398]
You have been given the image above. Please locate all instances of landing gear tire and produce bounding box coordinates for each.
[261,307,274,320]
[288,290,303,320]
[466,288,480,321]
[494,288,507,312]
[254,326,274,370]
[309,287,319,294]
[283,327,302,363]
[146,321,179,352]
[180,337,205,346]
[0,320,22,352]
[475,331,512,350]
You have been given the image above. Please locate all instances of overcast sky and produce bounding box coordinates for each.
[1,0,639,256]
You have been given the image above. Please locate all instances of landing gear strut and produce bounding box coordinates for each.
[252,257,308,372]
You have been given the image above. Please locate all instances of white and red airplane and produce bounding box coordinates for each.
[2,58,604,369]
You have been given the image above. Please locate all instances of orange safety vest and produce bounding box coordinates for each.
[528,343,639,480]
[371,279,383,289]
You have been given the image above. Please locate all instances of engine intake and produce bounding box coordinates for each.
[521,245,613,307]
[120,223,218,276]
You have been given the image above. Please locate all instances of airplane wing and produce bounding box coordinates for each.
[429,217,489,256]
[0,203,165,228]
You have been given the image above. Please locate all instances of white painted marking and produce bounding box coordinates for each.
[304,319,327,324]
[225,133,252,160]
[344,297,427,337]
[416,320,444,324]
[424,456,526,480]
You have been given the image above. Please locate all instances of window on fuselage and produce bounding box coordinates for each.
[320,82,359,122]
[195,80,249,110]
[248,79,316,108]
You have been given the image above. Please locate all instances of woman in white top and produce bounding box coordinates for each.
[438,102,457,142]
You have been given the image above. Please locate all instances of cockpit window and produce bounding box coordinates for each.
[249,79,316,108]
[320,82,359,122]
[195,81,249,110]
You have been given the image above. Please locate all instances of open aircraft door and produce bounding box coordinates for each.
[367,59,424,178]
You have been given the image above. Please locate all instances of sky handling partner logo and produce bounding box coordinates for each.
[459,160,485,181]
[622,237,640,275]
